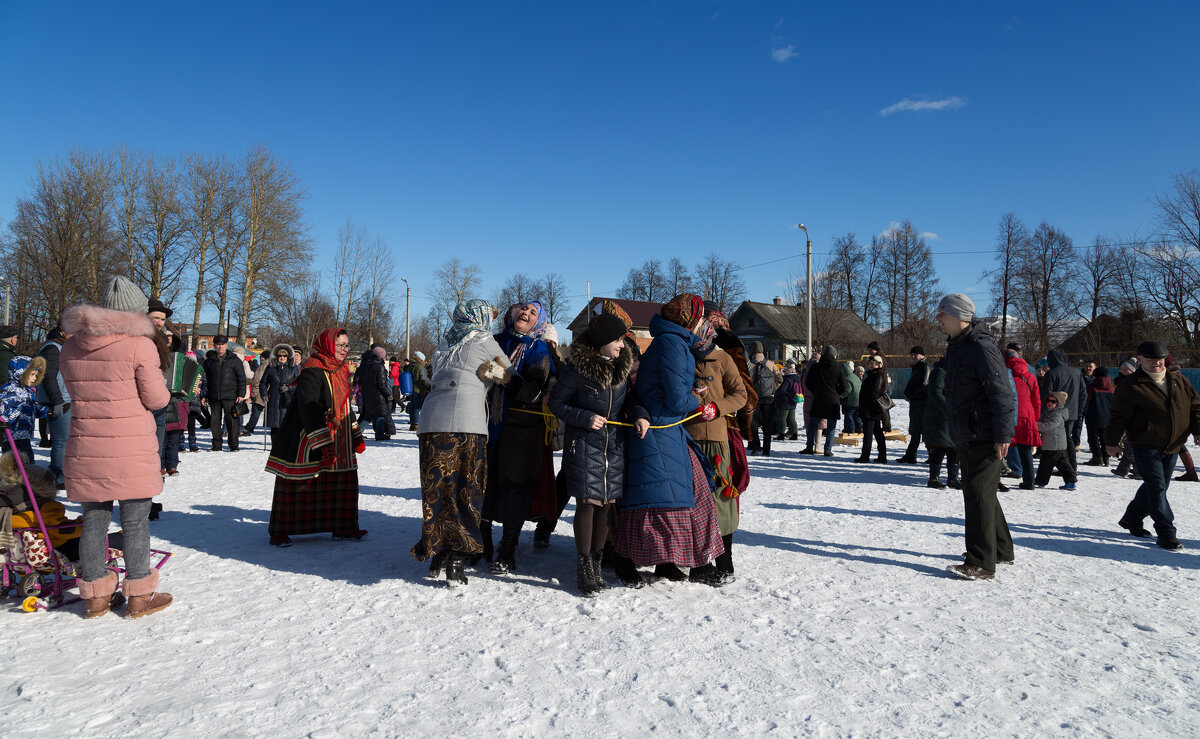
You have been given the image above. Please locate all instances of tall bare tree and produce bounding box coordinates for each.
[1156,168,1200,254]
[1011,221,1079,356]
[538,272,570,324]
[332,217,369,327]
[879,220,939,348]
[362,233,394,345]
[617,259,669,302]
[692,253,747,314]
[1076,236,1121,323]
[496,272,539,311]
[426,257,484,341]
[665,258,691,296]
[984,212,1029,347]
[183,153,234,350]
[233,146,311,345]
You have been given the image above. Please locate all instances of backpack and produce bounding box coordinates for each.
[752,362,777,399]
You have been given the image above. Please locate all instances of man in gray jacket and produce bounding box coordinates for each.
[937,293,1016,580]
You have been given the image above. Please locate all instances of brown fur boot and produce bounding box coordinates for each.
[123,569,172,619]
[78,571,122,619]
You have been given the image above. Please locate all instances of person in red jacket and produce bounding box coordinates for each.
[1005,350,1042,490]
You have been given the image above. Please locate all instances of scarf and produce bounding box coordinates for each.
[661,293,705,330]
[445,299,495,345]
[594,299,634,334]
[304,327,351,428]
[705,310,730,332]
[692,320,717,355]
[502,300,549,371]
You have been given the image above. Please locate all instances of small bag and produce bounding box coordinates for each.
[235,401,250,416]
[878,393,895,411]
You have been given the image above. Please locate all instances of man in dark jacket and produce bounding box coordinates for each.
[0,325,17,371]
[355,346,394,440]
[897,346,930,463]
[937,293,1015,580]
[202,335,246,451]
[746,342,778,456]
[36,325,72,488]
[1106,341,1200,550]
[800,345,846,456]
[1041,348,1086,471]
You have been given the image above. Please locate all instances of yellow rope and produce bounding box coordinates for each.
[512,407,714,429]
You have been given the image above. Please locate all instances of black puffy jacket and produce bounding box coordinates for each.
[204,351,247,402]
[904,358,930,402]
[548,340,642,503]
[943,321,1015,446]
[355,353,392,420]
[805,355,846,420]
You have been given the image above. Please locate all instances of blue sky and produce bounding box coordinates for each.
[2,1,1197,326]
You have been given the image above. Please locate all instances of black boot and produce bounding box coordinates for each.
[533,521,553,548]
[590,552,607,591]
[927,478,947,489]
[714,534,735,582]
[446,552,468,586]
[577,554,599,596]
[654,563,687,581]
[615,556,645,588]
[491,529,519,575]
[427,550,449,579]
[688,563,726,587]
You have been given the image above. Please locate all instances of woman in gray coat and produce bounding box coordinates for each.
[411,300,511,586]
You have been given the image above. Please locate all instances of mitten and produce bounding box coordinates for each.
[321,447,336,467]
[477,356,512,384]
[51,403,64,418]
[355,437,366,454]
[698,402,718,422]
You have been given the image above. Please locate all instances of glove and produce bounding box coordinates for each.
[477,357,512,384]
[698,402,718,422]
[51,404,64,419]
[321,447,336,467]
[355,438,366,455]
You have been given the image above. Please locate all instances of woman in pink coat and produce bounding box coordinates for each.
[1006,351,1042,491]
[60,276,173,619]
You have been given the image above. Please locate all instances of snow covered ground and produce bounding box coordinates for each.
[4,401,1199,737]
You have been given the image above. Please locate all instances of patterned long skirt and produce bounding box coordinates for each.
[616,447,724,568]
[411,432,487,560]
[268,469,360,537]
[696,439,740,537]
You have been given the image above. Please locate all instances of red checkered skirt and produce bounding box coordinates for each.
[268,469,360,537]
[616,446,724,567]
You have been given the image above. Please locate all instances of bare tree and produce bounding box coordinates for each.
[269,272,337,352]
[879,220,939,348]
[1156,168,1200,254]
[825,233,865,315]
[617,259,669,302]
[183,153,234,350]
[1076,236,1121,323]
[233,146,312,346]
[1134,237,1200,349]
[983,212,1029,347]
[1011,221,1079,357]
[538,272,571,324]
[496,272,539,311]
[362,233,394,345]
[429,257,484,331]
[692,253,747,314]
[332,217,369,327]
[665,258,691,296]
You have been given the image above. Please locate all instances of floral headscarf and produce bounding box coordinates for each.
[706,310,730,332]
[661,293,705,330]
[445,299,495,345]
[594,299,633,334]
[502,301,549,369]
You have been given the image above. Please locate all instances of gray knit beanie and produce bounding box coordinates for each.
[937,293,975,322]
[821,344,837,359]
[101,276,149,314]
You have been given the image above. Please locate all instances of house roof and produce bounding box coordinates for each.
[730,301,883,345]
[178,323,258,337]
[567,297,662,333]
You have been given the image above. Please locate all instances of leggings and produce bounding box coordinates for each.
[574,501,614,555]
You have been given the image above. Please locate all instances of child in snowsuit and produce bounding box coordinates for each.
[0,356,47,466]
[1036,391,1078,490]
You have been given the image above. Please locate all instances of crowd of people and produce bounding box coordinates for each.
[2,284,1199,615]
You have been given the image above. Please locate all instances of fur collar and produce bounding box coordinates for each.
[0,452,56,502]
[61,304,156,340]
[569,340,633,388]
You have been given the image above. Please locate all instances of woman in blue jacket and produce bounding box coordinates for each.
[616,294,724,585]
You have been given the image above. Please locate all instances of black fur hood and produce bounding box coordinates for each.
[568,340,633,389]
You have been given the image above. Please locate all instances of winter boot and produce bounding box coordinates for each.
[688,563,727,587]
[123,570,172,619]
[427,550,449,579]
[615,556,645,588]
[78,571,123,619]
[1118,518,1152,537]
[927,478,947,489]
[477,520,494,564]
[654,563,687,581]
[533,521,553,548]
[1175,471,1200,482]
[590,552,607,591]
[445,552,468,586]
[853,455,870,463]
[577,554,599,596]
[947,476,962,489]
[490,529,518,575]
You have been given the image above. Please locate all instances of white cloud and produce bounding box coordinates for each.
[879,96,966,117]
[771,45,797,63]
[922,231,939,241]
[881,221,903,238]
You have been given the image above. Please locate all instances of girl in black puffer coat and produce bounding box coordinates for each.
[548,314,647,596]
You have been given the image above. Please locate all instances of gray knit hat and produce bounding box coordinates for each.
[101,276,149,314]
[821,344,837,359]
[937,293,975,322]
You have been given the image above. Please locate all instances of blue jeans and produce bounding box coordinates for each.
[410,393,425,426]
[1124,448,1177,537]
[161,430,181,470]
[48,408,70,484]
[1005,445,1023,477]
[843,407,860,434]
[80,497,153,582]
[805,417,837,454]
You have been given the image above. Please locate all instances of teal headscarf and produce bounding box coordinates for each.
[445,299,495,345]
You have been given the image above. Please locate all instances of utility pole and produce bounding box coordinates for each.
[401,277,411,359]
[798,223,812,358]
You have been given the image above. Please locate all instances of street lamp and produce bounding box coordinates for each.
[798,223,812,360]
[401,277,411,359]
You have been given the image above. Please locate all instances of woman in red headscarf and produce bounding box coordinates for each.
[266,328,366,546]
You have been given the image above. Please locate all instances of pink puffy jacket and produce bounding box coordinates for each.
[60,305,170,503]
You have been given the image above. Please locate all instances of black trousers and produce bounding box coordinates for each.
[749,405,776,455]
[1086,422,1108,459]
[904,400,926,458]
[1035,449,1076,485]
[959,441,1013,571]
[928,446,959,482]
[858,418,886,460]
[209,399,241,451]
[1063,420,1079,470]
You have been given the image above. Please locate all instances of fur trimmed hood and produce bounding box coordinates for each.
[0,452,56,504]
[62,304,156,340]
[271,343,297,365]
[7,355,46,386]
[568,340,633,388]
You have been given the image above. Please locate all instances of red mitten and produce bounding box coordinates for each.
[321,447,336,467]
[355,438,366,455]
[699,402,718,422]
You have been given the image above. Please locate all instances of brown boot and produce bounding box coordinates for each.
[123,569,172,619]
[78,571,123,619]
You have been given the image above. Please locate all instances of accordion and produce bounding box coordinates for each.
[165,352,202,399]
